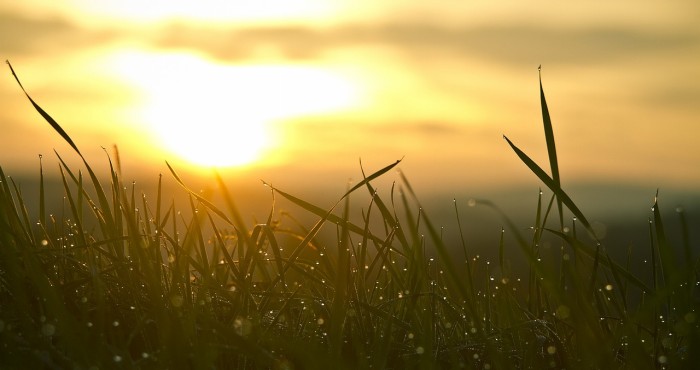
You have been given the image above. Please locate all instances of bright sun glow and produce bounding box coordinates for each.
[108,51,363,168]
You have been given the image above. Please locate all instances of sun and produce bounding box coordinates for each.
[108,51,363,168]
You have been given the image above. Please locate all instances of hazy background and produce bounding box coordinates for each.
[2,0,699,248]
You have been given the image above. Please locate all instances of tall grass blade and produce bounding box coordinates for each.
[503,135,593,234]
[6,60,82,156]
[453,199,476,301]
[214,172,250,239]
[652,191,677,316]
[263,159,403,250]
[545,228,649,292]
[7,61,117,235]
[329,190,351,357]
[39,155,46,227]
[359,162,410,252]
[538,67,564,229]
[165,161,234,226]
[676,206,692,270]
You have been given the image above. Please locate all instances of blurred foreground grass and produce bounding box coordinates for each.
[1,62,698,369]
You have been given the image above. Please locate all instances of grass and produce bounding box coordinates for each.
[1,60,698,369]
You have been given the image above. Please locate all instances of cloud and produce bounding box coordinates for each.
[4,8,697,67]
[150,21,699,66]
[370,121,464,136]
[0,11,116,56]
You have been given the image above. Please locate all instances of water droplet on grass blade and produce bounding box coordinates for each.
[684,312,696,323]
[41,323,56,337]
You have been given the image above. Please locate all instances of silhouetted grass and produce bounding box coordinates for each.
[1,61,698,369]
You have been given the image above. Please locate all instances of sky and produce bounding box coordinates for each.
[1,0,699,207]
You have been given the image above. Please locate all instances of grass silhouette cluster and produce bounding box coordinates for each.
[1,61,698,369]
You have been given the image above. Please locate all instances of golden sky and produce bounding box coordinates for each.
[1,0,699,197]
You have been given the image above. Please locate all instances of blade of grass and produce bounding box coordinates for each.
[329,189,351,357]
[6,61,82,156]
[8,62,117,235]
[165,161,234,226]
[545,228,649,292]
[263,161,403,251]
[538,66,564,229]
[453,199,476,302]
[503,135,593,234]
[39,155,46,227]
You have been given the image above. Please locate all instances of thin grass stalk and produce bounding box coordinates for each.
[538,67,564,231]
[453,199,477,303]
[676,207,694,286]
[529,190,544,313]
[329,191,351,358]
[9,178,36,246]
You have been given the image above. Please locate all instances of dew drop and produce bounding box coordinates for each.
[41,240,48,246]
[233,317,253,336]
[555,305,570,319]
[605,284,613,291]
[684,312,696,323]
[41,323,56,337]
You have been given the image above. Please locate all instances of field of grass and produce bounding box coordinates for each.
[1,61,698,369]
